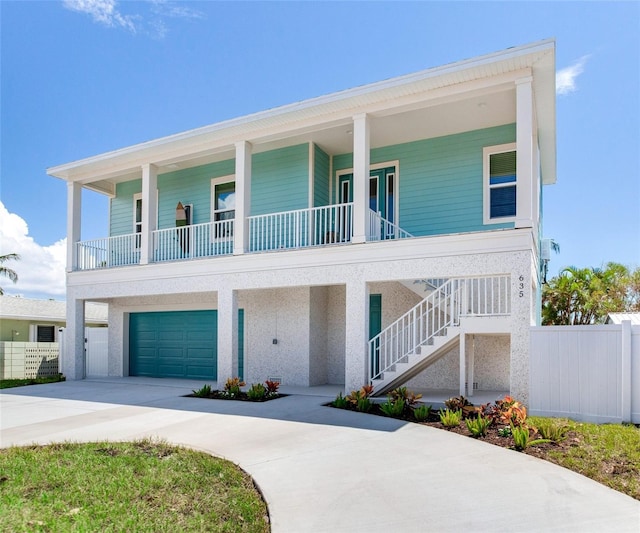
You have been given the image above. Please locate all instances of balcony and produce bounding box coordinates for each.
[72,204,413,271]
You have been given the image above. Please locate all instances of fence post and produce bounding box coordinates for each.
[621,320,632,423]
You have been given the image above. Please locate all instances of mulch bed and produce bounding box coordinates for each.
[185,391,287,402]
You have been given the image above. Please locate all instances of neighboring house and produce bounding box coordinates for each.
[605,313,640,325]
[47,40,556,403]
[0,296,108,342]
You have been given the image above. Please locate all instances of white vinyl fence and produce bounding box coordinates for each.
[58,327,109,378]
[530,322,639,423]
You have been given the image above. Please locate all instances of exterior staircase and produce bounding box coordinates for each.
[369,275,511,395]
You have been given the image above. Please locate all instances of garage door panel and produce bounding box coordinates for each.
[130,310,242,380]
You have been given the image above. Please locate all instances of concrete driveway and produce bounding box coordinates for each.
[1,378,638,532]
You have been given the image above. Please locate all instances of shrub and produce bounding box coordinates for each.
[439,409,462,428]
[484,396,528,427]
[192,384,212,398]
[380,397,406,417]
[223,377,245,398]
[346,385,374,407]
[247,383,267,401]
[264,380,280,394]
[535,419,568,442]
[389,387,422,408]
[511,425,551,451]
[445,395,477,418]
[356,397,373,413]
[412,404,432,422]
[332,392,348,409]
[497,426,512,438]
[465,415,491,438]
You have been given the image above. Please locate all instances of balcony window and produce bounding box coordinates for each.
[484,143,517,223]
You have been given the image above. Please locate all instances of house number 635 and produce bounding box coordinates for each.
[518,275,525,297]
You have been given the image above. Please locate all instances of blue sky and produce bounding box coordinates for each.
[1,1,639,299]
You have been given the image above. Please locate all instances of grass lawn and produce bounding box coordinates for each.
[0,375,65,389]
[0,440,270,532]
[529,417,640,501]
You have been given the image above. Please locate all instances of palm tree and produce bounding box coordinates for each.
[0,253,20,295]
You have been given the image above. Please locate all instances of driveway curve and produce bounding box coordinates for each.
[1,378,638,532]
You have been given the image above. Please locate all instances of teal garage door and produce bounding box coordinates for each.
[130,310,218,379]
[130,310,245,380]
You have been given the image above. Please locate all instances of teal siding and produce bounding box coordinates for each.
[333,124,516,236]
[313,144,330,207]
[251,144,309,215]
[110,180,141,236]
[157,159,235,229]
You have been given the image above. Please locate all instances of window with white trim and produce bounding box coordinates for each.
[484,143,517,223]
[36,325,56,342]
[133,193,143,234]
[211,175,235,238]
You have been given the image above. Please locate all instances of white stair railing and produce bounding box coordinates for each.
[368,275,511,382]
[367,209,413,241]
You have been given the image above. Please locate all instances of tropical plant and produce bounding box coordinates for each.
[542,263,640,325]
[497,426,512,438]
[264,380,280,394]
[483,396,528,428]
[535,419,568,442]
[346,384,374,407]
[192,384,212,398]
[439,409,462,428]
[332,392,348,409]
[465,415,491,438]
[247,383,267,401]
[389,387,422,408]
[223,377,245,397]
[380,397,406,417]
[444,395,477,418]
[0,253,20,295]
[356,397,372,413]
[511,425,551,451]
[412,404,432,422]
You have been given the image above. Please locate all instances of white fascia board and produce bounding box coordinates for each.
[49,40,555,184]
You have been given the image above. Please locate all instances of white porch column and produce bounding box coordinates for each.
[66,181,82,272]
[344,280,369,392]
[140,164,158,265]
[217,288,239,383]
[352,113,370,244]
[459,332,466,396]
[468,334,475,397]
[234,141,252,255]
[515,76,534,229]
[63,297,85,380]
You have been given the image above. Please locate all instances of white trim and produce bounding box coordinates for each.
[210,174,236,220]
[308,142,314,208]
[335,160,400,225]
[483,143,517,225]
[133,193,143,234]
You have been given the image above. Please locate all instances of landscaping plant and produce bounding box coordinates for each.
[444,395,477,418]
[535,418,568,442]
[380,397,406,417]
[332,392,348,409]
[264,380,280,395]
[412,404,432,422]
[224,377,245,398]
[247,383,267,401]
[465,414,492,438]
[439,408,462,428]
[511,425,551,451]
[483,395,528,427]
[192,384,212,398]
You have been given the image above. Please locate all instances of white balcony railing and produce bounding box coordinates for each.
[75,234,141,270]
[74,204,415,270]
[367,209,414,241]
[153,220,234,262]
[248,203,354,252]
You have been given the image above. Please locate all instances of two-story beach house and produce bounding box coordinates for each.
[48,40,556,403]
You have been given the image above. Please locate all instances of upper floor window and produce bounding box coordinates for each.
[211,175,235,238]
[133,193,143,234]
[484,143,516,223]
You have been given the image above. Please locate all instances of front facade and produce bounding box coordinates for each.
[49,40,556,402]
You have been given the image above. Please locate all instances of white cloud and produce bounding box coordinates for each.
[556,55,590,96]
[62,0,137,33]
[62,0,204,38]
[0,202,66,298]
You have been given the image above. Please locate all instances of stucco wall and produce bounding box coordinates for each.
[326,285,346,385]
[405,334,510,391]
[309,286,329,386]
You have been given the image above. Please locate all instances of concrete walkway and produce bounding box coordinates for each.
[1,378,638,532]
